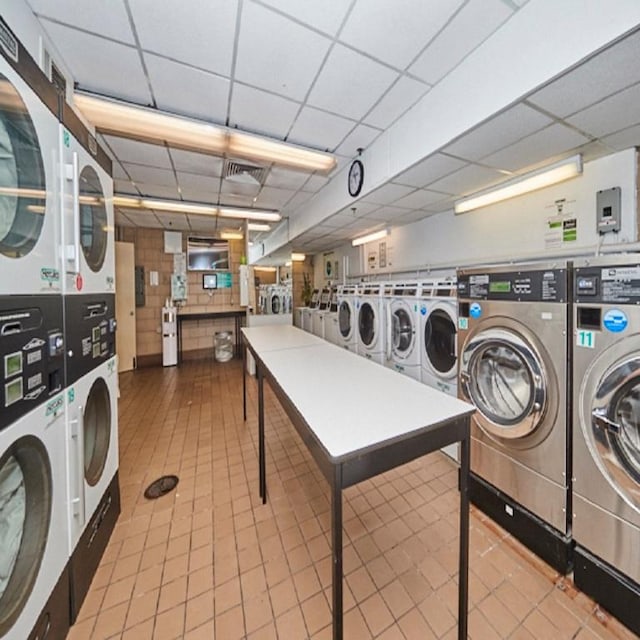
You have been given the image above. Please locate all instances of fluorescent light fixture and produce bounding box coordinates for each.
[247,223,271,232]
[112,196,281,222]
[219,208,281,222]
[220,231,244,240]
[351,229,389,247]
[254,266,277,273]
[454,155,583,214]
[285,261,292,267]
[75,92,336,173]
[291,253,306,262]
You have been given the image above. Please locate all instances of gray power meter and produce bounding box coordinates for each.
[596,187,621,234]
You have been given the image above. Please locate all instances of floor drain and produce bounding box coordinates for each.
[144,475,179,500]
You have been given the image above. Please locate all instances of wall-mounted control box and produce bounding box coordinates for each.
[596,187,621,234]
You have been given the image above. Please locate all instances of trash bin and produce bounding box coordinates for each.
[214,331,233,362]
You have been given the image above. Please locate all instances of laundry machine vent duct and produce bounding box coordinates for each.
[224,160,267,185]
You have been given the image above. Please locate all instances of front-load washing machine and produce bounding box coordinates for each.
[302,289,320,333]
[357,282,386,364]
[66,355,120,621]
[323,288,339,345]
[267,285,282,315]
[420,277,458,395]
[457,262,572,573]
[59,104,114,297]
[0,24,62,295]
[571,256,640,636]
[384,281,421,380]
[312,288,331,338]
[0,394,70,640]
[336,284,358,352]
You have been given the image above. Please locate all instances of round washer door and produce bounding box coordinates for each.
[338,300,352,339]
[271,294,281,314]
[424,306,457,378]
[0,73,46,259]
[0,435,51,635]
[358,301,377,347]
[78,165,107,273]
[84,377,112,486]
[588,355,640,505]
[460,327,548,440]
[392,304,415,357]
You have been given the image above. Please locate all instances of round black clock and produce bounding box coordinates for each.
[348,159,364,197]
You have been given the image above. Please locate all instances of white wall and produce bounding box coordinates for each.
[318,149,637,280]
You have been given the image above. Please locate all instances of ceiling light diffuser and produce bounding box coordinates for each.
[291,253,306,261]
[351,229,389,247]
[219,208,281,222]
[247,223,271,232]
[454,155,583,214]
[75,92,336,173]
[220,231,244,240]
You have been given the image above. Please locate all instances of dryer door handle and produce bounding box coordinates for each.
[386,304,392,361]
[592,407,621,434]
[70,406,86,520]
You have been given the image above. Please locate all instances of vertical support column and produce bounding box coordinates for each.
[257,362,266,503]
[458,423,470,640]
[242,342,247,421]
[331,465,343,640]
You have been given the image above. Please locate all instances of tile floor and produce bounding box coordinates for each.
[67,358,638,639]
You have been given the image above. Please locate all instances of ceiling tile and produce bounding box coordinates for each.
[528,31,640,118]
[363,76,431,130]
[301,174,331,193]
[120,210,163,228]
[145,54,230,124]
[361,182,414,205]
[29,0,134,44]
[235,2,331,101]
[114,179,139,195]
[155,212,191,231]
[169,149,224,177]
[135,183,181,200]
[264,168,310,191]
[220,179,260,199]
[229,84,300,140]
[111,162,129,181]
[257,0,352,36]
[38,21,151,103]
[340,0,463,69]
[176,172,220,193]
[281,190,314,212]
[481,123,591,172]
[427,163,505,196]
[392,189,449,210]
[123,164,176,186]
[337,201,382,217]
[288,107,354,152]
[393,153,467,187]
[443,104,552,161]
[409,0,512,84]
[364,205,412,220]
[178,187,220,203]
[128,0,236,75]
[425,196,455,213]
[103,136,172,168]
[397,209,431,224]
[601,123,640,151]
[255,186,296,208]
[307,44,398,121]
[187,215,220,233]
[334,124,382,157]
[566,82,640,139]
[114,210,135,226]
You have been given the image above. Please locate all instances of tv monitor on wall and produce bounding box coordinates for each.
[187,237,230,271]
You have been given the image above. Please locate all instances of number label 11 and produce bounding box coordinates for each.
[577,330,595,349]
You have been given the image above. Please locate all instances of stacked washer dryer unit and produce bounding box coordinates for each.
[322,287,339,345]
[457,262,572,573]
[336,284,359,352]
[302,288,320,333]
[384,281,421,380]
[357,282,386,364]
[571,255,640,636]
[312,288,331,338]
[0,22,71,640]
[59,99,120,621]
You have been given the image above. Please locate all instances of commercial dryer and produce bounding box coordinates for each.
[357,282,386,364]
[457,262,572,573]
[336,284,358,352]
[572,255,640,637]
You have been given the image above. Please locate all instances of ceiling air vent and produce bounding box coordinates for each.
[0,18,18,62]
[223,160,267,186]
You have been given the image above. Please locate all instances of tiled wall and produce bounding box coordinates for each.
[118,227,244,365]
[292,257,314,308]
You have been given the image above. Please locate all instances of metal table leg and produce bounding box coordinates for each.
[257,363,266,503]
[331,466,343,640]
[242,343,247,421]
[458,425,470,640]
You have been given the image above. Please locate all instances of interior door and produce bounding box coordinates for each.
[115,242,136,372]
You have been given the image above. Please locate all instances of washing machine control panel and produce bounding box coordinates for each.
[575,263,640,304]
[64,294,116,385]
[0,295,65,430]
[457,268,568,303]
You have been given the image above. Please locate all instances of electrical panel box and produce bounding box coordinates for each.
[596,187,621,234]
[134,266,145,307]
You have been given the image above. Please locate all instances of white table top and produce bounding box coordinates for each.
[242,325,325,353]
[243,326,475,461]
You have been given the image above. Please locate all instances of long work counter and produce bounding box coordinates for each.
[241,325,475,640]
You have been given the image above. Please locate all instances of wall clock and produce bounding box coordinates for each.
[348,159,364,197]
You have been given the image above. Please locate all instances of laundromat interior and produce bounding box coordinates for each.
[5,1,640,639]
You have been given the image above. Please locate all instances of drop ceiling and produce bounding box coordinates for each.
[25,0,640,254]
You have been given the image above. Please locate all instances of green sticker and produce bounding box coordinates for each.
[41,267,60,282]
[576,330,595,349]
[63,129,70,147]
[46,395,64,416]
[68,387,75,403]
